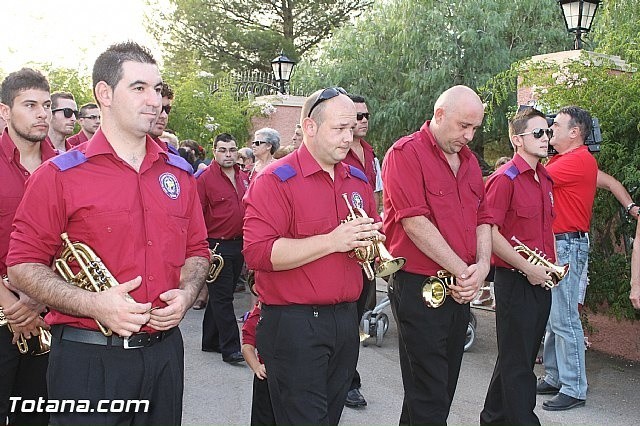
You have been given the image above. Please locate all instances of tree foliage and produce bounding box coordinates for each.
[592,0,640,66]
[294,0,569,158]
[146,0,373,74]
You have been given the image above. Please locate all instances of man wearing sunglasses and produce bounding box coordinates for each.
[243,87,382,425]
[47,91,77,153]
[382,85,492,425]
[341,93,381,409]
[480,107,555,425]
[67,103,100,147]
[149,82,177,154]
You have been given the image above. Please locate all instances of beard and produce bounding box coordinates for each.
[14,125,47,143]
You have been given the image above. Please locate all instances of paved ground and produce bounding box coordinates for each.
[181,286,640,426]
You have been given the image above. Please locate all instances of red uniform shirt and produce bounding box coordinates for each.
[44,135,72,154]
[196,162,249,239]
[66,130,89,147]
[7,129,209,331]
[545,145,597,234]
[0,131,57,275]
[243,143,379,306]
[343,138,378,192]
[485,153,556,268]
[241,303,261,348]
[382,121,492,276]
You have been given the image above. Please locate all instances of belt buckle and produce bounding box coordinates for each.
[123,332,151,349]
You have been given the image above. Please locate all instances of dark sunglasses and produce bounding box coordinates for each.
[307,87,347,117]
[161,105,172,114]
[516,128,553,139]
[52,108,79,119]
[356,112,370,121]
[252,140,269,146]
[79,114,100,120]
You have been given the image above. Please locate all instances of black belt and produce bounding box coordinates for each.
[554,231,588,241]
[208,236,242,243]
[52,325,175,349]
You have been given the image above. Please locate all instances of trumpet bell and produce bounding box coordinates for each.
[376,257,405,278]
[422,277,448,308]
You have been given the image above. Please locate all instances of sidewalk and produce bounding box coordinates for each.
[181,288,640,425]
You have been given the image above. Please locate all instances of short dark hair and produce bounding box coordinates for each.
[214,132,236,148]
[51,91,75,110]
[348,94,366,104]
[0,68,50,107]
[161,82,174,99]
[558,105,592,141]
[92,42,157,105]
[79,103,99,116]
[509,107,546,138]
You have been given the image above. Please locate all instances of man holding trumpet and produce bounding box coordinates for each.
[6,42,209,425]
[480,107,556,425]
[382,85,492,425]
[243,87,382,425]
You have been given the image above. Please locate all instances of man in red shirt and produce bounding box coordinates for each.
[0,67,55,426]
[47,91,77,153]
[66,102,100,147]
[6,42,209,426]
[243,87,382,425]
[341,93,381,408]
[480,107,556,425]
[536,106,597,411]
[196,132,249,363]
[382,85,492,425]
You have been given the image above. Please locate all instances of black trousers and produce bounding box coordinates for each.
[389,270,469,426]
[250,374,275,426]
[480,268,551,426]
[47,326,184,426]
[351,271,373,390]
[202,239,243,356]
[257,302,358,425]
[0,326,49,426]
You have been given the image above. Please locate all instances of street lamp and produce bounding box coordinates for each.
[558,0,601,50]
[271,51,296,94]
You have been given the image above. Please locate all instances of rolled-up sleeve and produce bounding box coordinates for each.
[383,144,431,221]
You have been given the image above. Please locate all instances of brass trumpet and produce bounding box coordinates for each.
[422,270,455,308]
[54,232,134,336]
[341,193,406,281]
[0,301,51,356]
[206,243,225,284]
[511,236,569,289]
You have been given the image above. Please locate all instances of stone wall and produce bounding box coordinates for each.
[248,95,305,147]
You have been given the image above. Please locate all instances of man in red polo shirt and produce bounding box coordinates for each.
[243,87,382,425]
[382,85,492,425]
[66,102,100,147]
[341,93,381,408]
[47,91,77,153]
[0,67,56,426]
[196,132,249,363]
[7,42,209,426]
[480,107,556,425]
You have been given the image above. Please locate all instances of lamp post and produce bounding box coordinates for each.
[271,51,296,95]
[558,0,601,50]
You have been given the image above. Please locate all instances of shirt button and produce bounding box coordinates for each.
[24,172,28,176]
[147,240,153,246]
[148,276,154,281]
[107,227,112,233]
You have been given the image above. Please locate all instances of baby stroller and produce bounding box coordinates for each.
[361,296,477,351]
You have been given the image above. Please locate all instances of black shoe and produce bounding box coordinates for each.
[542,393,585,411]
[222,351,245,364]
[536,378,560,395]
[201,346,221,353]
[345,389,367,408]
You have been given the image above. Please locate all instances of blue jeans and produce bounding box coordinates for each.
[543,236,589,400]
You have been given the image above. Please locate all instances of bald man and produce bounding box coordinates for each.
[382,85,492,425]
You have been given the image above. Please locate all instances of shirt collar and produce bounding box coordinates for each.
[513,153,552,181]
[83,128,167,162]
[1,128,57,164]
[419,120,473,163]
[297,142,350,181]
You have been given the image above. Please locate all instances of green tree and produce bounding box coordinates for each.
[592,0,640,65]
[294,0,569,158]
[146,0,373,74]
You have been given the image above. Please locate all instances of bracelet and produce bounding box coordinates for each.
[625,202,637,215]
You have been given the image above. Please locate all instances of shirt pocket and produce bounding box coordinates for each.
[514,205,542,243]
[295,218,334,237]
[425,180,456,218]
[82,210,134,272]
[164,215,190,267]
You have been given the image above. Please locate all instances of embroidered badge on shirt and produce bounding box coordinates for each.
[159,172,180,199]
[351,192,364,210]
